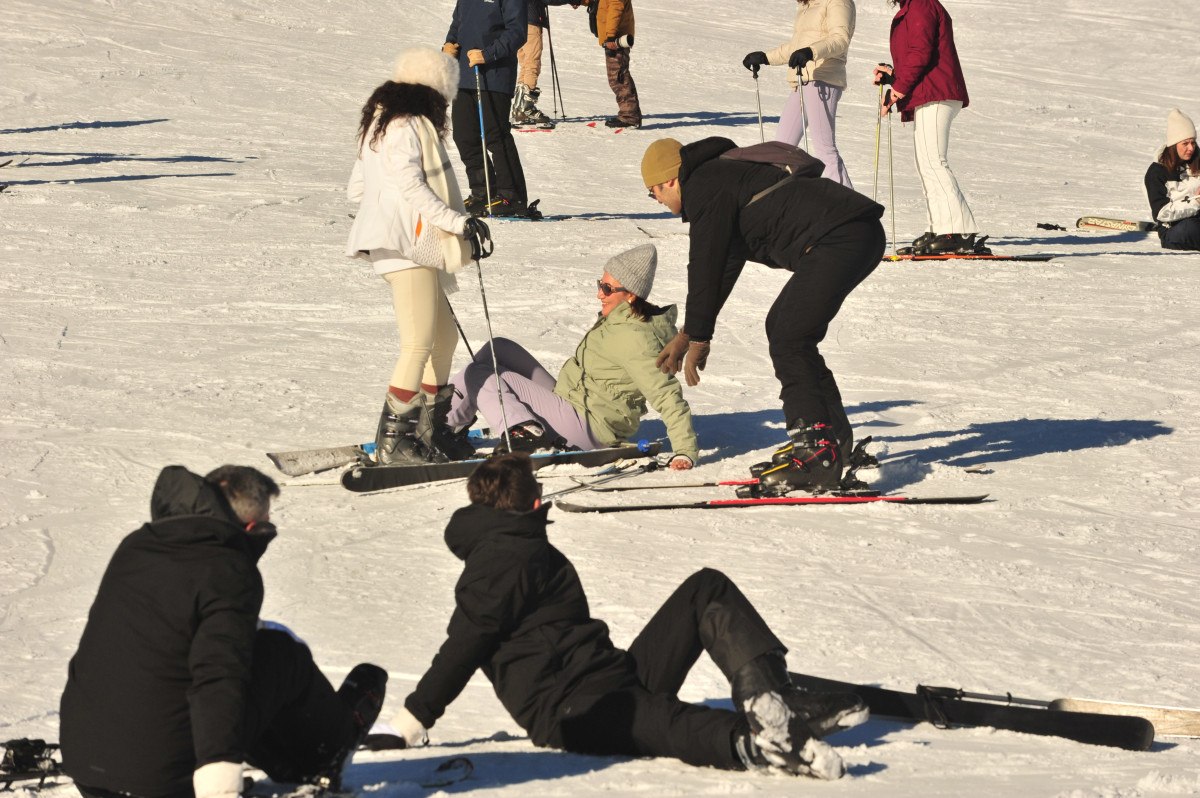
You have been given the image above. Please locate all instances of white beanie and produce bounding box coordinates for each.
[392,47,460,105]
[605,244,657,299]
[1166,108,1196,148]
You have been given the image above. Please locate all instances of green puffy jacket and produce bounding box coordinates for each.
[554,302,699,462]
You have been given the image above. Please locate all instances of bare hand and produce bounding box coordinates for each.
[669,455,694,471]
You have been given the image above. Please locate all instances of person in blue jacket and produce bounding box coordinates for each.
[444,0,540,219]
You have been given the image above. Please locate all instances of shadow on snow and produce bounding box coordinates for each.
[0,118,170,135]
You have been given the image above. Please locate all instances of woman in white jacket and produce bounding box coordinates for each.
[1145,108,1200,251]
[347,47,492,465]
[742,0,856,187]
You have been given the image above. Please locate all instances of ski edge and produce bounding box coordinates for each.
[555,494,989,513]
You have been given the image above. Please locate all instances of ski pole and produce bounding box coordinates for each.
[753,70,764,143]
[886,89,896,255]
[445,298,476,359]
[796,70,809,153]
[873,84,882,202]
[546,20,565,119]
[474,65,493,214]
[472,257,512,451]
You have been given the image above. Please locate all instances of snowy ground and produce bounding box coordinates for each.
[3,0,1199,795]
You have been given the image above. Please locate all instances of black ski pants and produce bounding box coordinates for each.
[451,88,527,205]
[558,568,784,770]
[75,630,356,798]
[1159,216,1200,251]
[766,216,886,452]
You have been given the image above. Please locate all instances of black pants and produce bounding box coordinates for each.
[766,216,886,451]
[559,569,784,770]
[1159,216,1200,250]
[76,630,356,798]
[451,88,527,205]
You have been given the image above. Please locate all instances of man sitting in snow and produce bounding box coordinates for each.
[59,465,387,798]
[379,453,866,779]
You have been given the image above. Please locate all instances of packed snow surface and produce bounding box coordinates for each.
[2,0,1198,795]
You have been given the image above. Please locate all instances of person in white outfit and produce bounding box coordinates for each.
[1145,108,1200,251]
[742,0,856,188]
[346,46,493,465]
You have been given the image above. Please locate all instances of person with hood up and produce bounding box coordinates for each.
[1145,108,1200,251]
[641,135,884,494]
[374,453,867,779]
[59,465,387,798]
[346,47,493,467]
[442,243,699,468]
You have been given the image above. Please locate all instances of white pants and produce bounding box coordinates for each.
[371,251,459,393]
[912,100,977,235]
[775,81,852,188]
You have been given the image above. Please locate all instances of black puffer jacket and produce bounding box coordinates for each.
[677,136,884,341]
[404,503,636,748]
[60,467,273,796]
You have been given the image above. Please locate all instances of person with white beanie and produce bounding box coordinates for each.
[346,47,494,466]
[1145,108,1200,251]
[440,243,699,468]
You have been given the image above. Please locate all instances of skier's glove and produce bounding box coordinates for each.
[742,51,769,76]
[683,339,710,387]
[656,331,690,375]
[463,217,493,260]
[388,707,430,748]
[193,761,242,798]
[442,42,460,57]
[873,63,894,85]
[788,47,813,72]
[467,48,485,67]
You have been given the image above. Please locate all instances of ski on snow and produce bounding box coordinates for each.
[1076,216,1156,233]
[884,253,1056,262]
[341,442,661,493]
[555,492,988,513]
[788,673,1155,751]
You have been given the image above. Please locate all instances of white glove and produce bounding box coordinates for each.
[388,707,430,747]
[193,761,243,798]
[257,619,307,647]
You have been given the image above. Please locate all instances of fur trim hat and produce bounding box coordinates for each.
[641,138,684,187]
[392,47,460,105]
[1166,108,1197,148]
[605,244,657,299]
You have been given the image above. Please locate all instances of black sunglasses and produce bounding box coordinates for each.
[597,280,629,297]
[647,185,657,199]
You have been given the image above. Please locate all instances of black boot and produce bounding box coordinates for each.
[732,651,867,742]
[374,399,429,466]
[752,423,842,495]
[313,663,388,789]
[492,422,566,454]
[416,386,476,461]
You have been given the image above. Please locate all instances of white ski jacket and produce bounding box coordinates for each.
[764,0,855,90]
[345,117,469,275]
[1146,162,1200,224]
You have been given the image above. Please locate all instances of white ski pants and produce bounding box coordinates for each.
[373,252,459,393]
[911,100,978,235]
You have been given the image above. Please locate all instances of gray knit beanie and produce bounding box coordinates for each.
[604,244,657,299]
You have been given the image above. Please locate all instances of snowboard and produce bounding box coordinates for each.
[1076,216,1156,233]
[342,442,661,493]
[556,493,989,513]
[788,672,1154,751]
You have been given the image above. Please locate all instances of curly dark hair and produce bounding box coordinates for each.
[357,81,450,150]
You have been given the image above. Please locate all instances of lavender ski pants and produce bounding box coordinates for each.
[775,81,852,189]
[446,338,605,450]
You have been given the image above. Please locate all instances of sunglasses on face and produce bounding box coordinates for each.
[597,280,629,297]
[647,186,656,199]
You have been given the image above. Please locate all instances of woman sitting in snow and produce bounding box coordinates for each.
[445,243,698,469]
[1145,108,1200,251]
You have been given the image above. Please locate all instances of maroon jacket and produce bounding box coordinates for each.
[889,0,968,122]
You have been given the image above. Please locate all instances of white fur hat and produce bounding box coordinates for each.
[392,47,460,105]
[1166,108,1196,147]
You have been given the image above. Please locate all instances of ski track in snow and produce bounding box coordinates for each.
[3,0,1200,794]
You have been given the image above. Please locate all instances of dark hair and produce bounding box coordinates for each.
[1157,143,1200,176]
[357,81,449,150]
[626,296,665,322]
[467,453,541,511]
[204,465,280,524]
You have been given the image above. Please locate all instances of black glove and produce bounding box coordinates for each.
[788,47,813,72]
[742,51,769,75]
[463,217,493,260]
[876,63,895,85]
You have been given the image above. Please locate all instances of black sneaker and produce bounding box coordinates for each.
[738,693,846,779]
[315,664,388,789]
[604,116,641,129]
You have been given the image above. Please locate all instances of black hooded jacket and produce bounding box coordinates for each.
[60,466,274,796]
[404,502,636,748]
[677,136,884,341]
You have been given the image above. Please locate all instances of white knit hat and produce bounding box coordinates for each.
[605,244,657,299]
[1166,108,1196,147]
[392,47,460,105]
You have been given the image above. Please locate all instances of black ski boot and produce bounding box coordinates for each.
[749,423,842,496]
[733,702,846,779]
[416,386,476,461]
[492,422,565,454]
[511,85,556,129]
[464,194,491,218]
[604,116,641,129]
[489,196,543,220]
[313,663,388,790]
[925,232,990,255]
[374,398,430,465]
[732,651,867,740]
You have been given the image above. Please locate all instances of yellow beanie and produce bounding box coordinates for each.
[641,138,683,187]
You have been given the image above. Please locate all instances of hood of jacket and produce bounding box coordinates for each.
[678,137,737,222]
[148,466,276,560]
[444,501,553,561]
